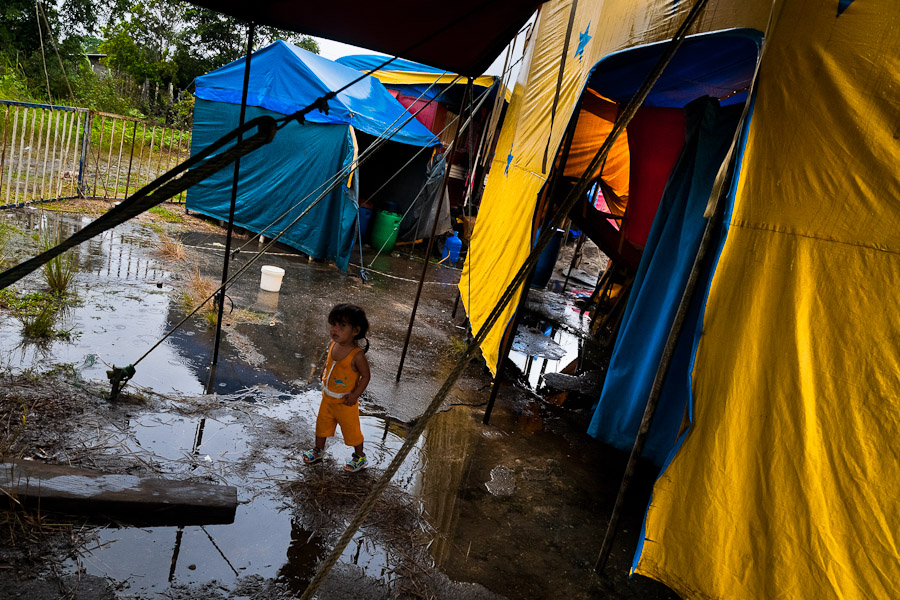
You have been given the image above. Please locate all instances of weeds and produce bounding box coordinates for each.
[156,232,185,261]
[0,290,74,340]
[20,303,59,338]
[180,268,219,326]
[149,205,185,223]
[38,228,78,297]
[0,222,22,268]
[449,336,468,356]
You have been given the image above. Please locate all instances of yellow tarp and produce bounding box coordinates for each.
[368,71,510,101]
[635,1,900,597]
[461,0,900,596]
[460,0,768,375]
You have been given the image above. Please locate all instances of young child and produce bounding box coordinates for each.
[302,304,371,472]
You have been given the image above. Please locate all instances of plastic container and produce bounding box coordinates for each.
[357,206,373,243]
[442,231,462,265]
[371,210,402,253]
[530,228,564,289]
[260,265,285,292]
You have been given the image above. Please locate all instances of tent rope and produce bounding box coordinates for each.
[297,0,712,597]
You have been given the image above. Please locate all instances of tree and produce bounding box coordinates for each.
[99,0,320,116]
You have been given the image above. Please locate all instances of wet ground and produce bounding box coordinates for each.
[0,203,678,599]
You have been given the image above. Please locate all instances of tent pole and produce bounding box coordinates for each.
[396,78,474,382]
[595,202,723,573]
[211,21,254,367]
[560,231,586,293]
[482,264,537,423]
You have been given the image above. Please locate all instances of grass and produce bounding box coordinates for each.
[38,228,78,296]
[0,289,75,340]
[20,302,59,338]
[180,268,219,326]
[39,202,89,214]
[156,231,185,261]
[0,222,21,269]
[148,205,185,223]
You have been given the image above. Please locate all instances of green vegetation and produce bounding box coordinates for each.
[38,229,79,296]
[0,0,319,127]
[149,205,184,223]
[0,223,22,269]
[0,289,75,340]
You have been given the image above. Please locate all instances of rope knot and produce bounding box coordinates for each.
[106,364,136,401]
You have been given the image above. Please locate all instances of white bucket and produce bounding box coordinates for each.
[260,265,285,292]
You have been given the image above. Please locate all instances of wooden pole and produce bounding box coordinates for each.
[594,202,724,573]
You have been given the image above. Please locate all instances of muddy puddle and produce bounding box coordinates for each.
[67,389,425,597]
[0,210,483,597]
[0,207,674,599]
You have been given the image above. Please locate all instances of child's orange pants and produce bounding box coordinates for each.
[315,396,364,447]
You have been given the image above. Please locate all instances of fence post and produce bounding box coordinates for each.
[77,110,91,198]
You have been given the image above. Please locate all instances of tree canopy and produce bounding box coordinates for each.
[0,0,319,125]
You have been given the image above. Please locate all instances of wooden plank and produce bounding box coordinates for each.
[0,459,237,526]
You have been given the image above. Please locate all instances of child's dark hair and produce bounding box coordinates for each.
[328,303,369,352]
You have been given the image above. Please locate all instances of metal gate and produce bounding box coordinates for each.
[0,99,192,208]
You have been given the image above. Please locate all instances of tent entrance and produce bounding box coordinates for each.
[563,29,763,463]
[534,28,763,345]
[355,132,450,244]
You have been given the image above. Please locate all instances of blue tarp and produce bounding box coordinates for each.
[194,41,440,147]
[337,54,446,75]
[587,29,762,108]
[587,98,742,465]
[188,41,445,270]
[188,101,359,271]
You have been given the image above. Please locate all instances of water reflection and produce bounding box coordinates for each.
[276,519,327,595]
[0,211,201,394]
[420,408,480,566]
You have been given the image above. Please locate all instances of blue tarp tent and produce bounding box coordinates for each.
[187,41,440,270]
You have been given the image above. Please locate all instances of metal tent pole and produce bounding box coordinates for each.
[211,21,255,367]
[482,265,537,423]
[396,77,474,382]
[560,231,586,294]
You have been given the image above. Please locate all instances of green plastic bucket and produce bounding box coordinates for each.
[371,210,402,252]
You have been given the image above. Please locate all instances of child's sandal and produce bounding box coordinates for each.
[302,447,323,464]
[344,453,368,472]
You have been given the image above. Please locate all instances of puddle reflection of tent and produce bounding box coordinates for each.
[187,41,445,270]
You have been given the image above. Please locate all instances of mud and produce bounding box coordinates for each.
[0,202,677,599]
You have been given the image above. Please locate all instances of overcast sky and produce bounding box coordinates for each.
[313,19,532,82]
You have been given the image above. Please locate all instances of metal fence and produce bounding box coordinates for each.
[0,99,191,208]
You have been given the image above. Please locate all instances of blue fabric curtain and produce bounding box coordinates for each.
[187,101,359,271]
[587,97,742,464]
